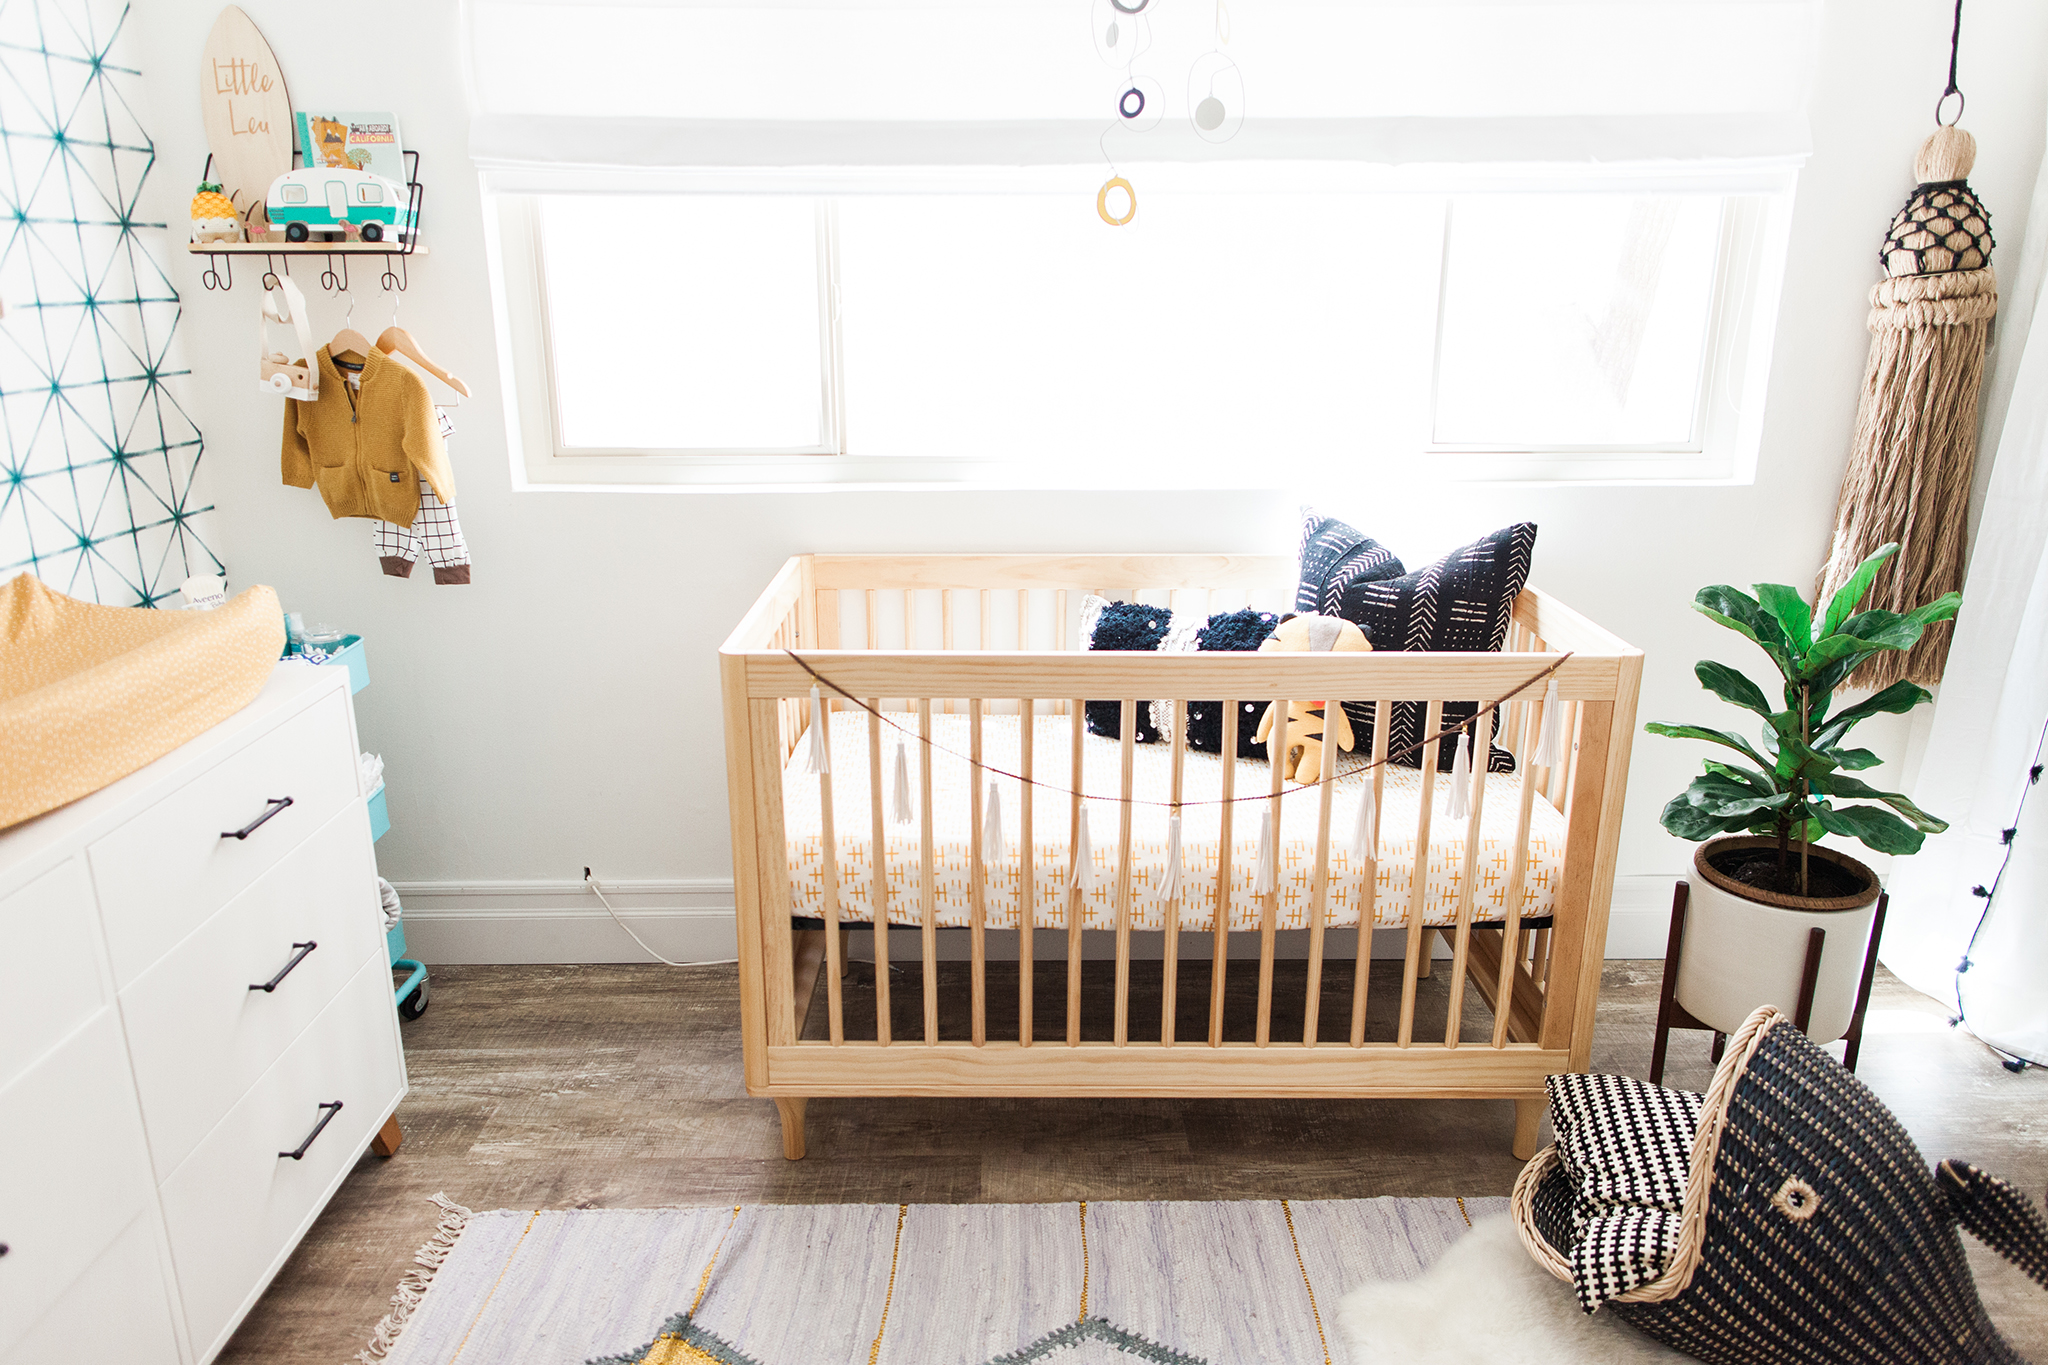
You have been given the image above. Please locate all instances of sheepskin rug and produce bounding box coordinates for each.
[1335,1215,1688,1364]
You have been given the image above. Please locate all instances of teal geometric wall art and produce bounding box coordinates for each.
[0,0,218,607]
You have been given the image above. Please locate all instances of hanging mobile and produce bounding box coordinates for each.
[1119,86,1145,119]
[1109,0,1149,13]
[1096,176,1137,226]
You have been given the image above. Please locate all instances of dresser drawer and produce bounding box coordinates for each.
[123,801,383,1178]
[0,1010,157,1357]
[90,687,357,988]
[160,953,404,1359]
[0,858,106,1093]
[2,1213,181,1365]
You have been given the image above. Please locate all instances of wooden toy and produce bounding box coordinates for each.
[199,7,293,238]
[189,179,242,244]
[266,167,415,244]
[260,276,317,400]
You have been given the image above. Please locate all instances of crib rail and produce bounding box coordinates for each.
[720,555,1640,1158]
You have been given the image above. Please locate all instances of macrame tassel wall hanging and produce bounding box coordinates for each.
[891,739,914,824]
[1816,0,1995,688]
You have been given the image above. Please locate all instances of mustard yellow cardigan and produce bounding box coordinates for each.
[282,347,456,528]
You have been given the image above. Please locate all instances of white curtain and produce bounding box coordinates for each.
[1882,106,2048,1065]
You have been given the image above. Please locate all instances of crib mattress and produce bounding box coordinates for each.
[781,710,1565,933]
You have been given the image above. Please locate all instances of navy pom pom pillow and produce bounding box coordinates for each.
[1082,599,1176,742]
[1182,608,1281,757]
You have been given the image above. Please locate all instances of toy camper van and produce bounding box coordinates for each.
[265,167,415,244]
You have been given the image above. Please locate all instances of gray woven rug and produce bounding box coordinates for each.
[365,1195,1506,1365]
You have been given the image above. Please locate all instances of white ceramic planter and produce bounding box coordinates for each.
[1673,837,1880,1044]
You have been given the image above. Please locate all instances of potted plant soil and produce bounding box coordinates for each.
[1647,543,1960,1042]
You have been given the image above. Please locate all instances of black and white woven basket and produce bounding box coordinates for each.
[1513,1005,2048,1364]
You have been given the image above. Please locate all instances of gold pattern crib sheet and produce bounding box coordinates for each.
[782,710,1566,933]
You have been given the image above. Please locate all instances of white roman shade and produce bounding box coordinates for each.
[465,0,1819,177]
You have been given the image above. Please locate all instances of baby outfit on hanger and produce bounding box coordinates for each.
[374,407,471,583]
[281,347,471,584]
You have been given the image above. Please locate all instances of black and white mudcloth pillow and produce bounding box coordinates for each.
[1335,522,1538,774]
[1296,508,1405,617]
[1546,1072,1703,1314]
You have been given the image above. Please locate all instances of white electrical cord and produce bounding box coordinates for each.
[585,870,737,967]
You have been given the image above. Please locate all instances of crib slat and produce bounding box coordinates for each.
[1019,697,1036,1046]
[1162,699,1186,1047]
[1210,699,1240,1047]
[819,745,844,1045]
[1443,707,1494,1048]
[1255,698,1288,1048]
[1397,700,1445,1048]
[919,698,938,1045]
[1494,696,1543,1049]
[1017,589,1028,652]
[1113,699,1137,1047]
[1304,695,1341,1046]
[868,703,891,1045]
[866,589,878,651]
[1351,699,1391,1047]
[980,588,991,651]
[970,699,987,1047]
[942,592,956,714]
[1068,700,1085,1046]
[1055,591,1069,715]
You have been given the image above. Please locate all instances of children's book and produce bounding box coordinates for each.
[294,111,406,183]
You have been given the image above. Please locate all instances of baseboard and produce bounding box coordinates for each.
[390,874,1681,965]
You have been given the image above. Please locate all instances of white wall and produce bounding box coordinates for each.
[132,1,2048,963]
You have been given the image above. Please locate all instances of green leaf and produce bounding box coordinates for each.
[1695,661,1775,717]
[1755,584,1814,655]
[1694,587,1796,669]
[1685,772,1795,819]
[1907,592,1962,628]
[1819,543,1900,639]
[1702,760,1780,795]
[1660,792,1776,841]
[1813,680,1932,747]
[1644,722,1774,769]
[1824,747,1883,771]
[1834,609,1925,653]
[1811,775,1949,832]
[1815,802,1926,856]
[1774,735,1841,781]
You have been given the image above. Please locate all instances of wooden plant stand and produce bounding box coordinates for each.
[1648,880,1888,1084]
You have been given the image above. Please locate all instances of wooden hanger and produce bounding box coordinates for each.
[375,324,471,398]
[329,289,372,364]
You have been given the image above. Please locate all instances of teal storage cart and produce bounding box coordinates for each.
[389,920,428,1020]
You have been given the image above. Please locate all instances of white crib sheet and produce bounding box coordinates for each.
[782,709,1566,933]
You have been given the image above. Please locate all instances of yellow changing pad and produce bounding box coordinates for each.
[1,574,286,829]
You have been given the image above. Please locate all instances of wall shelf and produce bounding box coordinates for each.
[185,241,430,255]
[192,148,427,294]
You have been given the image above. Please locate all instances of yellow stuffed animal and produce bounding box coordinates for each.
[1253,613,1372,780]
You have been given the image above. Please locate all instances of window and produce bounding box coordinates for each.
[358,183,384,204]
[492,181,1786,488]
[280,183,307,205]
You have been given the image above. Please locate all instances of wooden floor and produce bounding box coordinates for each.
[218,959,2048,1364]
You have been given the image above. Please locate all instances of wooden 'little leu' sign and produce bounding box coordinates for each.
[200,6,294,235]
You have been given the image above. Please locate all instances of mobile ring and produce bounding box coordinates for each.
[1096,176,1137,227]
[1109,0,1149,12]
[1935,88,1966,126]
[1119,87,1145,119]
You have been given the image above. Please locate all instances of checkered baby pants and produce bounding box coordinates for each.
[375,476,471,584]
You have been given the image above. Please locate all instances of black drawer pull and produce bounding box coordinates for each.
[222,796,294,841]
[250,941,318,993]
[279,1101,343,1160]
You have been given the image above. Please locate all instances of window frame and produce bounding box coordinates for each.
[487,167,1795,492]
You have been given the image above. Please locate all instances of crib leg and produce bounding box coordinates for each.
[1417,930,1437,979]
[774,1098,808,1161]
[1512,1097,1546,1161]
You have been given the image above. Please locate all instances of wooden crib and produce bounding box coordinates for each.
[719,555,1641,1161]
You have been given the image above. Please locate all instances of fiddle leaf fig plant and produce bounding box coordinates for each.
[1645,542,1960,896]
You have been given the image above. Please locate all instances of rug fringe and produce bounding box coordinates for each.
[356,1193,474,1363]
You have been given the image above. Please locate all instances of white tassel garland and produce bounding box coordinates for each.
[983,782,1007,868]
[1162,813,1184,901]
[1534,676,1563,768]
[891,740,914,824]
[1253,805,1277,896]
[803,685,829,775]
[1072,806,1094,893]
[1350,781,1378,862]
[1448,729,1472,819]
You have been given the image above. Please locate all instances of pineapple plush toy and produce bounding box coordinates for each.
[190,180,242,244]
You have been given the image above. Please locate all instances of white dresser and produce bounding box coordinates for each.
[0,662,406,1364]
